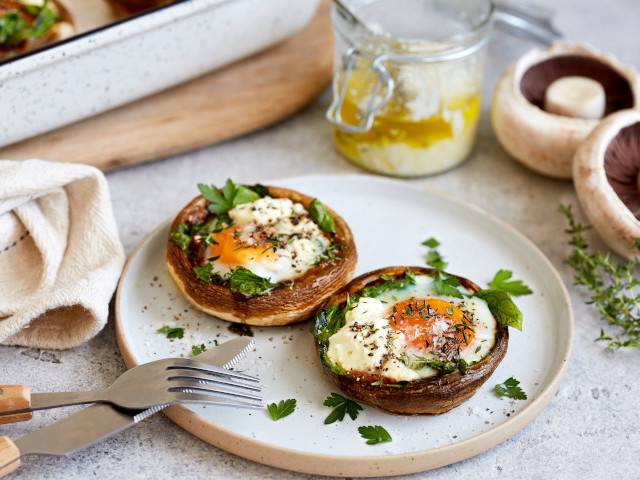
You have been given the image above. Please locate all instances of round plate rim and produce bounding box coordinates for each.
[115,174,574,477]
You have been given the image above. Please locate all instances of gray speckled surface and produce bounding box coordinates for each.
[2,0,640,478]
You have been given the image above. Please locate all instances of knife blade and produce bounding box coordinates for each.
[0,337,254,476]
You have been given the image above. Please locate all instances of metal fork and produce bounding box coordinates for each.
[0,357,262,419]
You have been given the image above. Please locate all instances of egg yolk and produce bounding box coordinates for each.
[205,227,276,267]
[389,298,474,351]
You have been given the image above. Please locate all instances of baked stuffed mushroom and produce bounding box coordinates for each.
[167,180,357,326]
[0,0,74,60]
[312,266,519,415]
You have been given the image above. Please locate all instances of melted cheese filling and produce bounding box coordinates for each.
[203,197,330,283]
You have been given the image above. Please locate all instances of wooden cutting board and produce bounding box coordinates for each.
[0,1,333,171]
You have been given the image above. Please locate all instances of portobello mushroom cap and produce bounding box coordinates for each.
[0,0,75,60]
[315,266,509,415]
[166,186,357,326]
[107,0,170,15]
[574,110,640,259]
[492,42,640,179]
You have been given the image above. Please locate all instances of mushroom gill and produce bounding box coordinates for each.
[520,55,635,116]
[604,122,640,219]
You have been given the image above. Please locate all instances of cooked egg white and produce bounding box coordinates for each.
[326,275,498,382]
[203,197,330,283]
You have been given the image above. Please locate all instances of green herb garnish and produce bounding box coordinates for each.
[229,267,278,297]
[431,273,464,298]
[266,399,296,421]
[421,237,440,248]
[191,344,207,356]
[358,425,392,445]
[561,204,640,350]
[474,289,523,330]
[489,269,533,296]
[308,199,336,234]
[170,223,192,253]
[494,377,527,400]
[157,326,185,340]
[323,393,363,424]
[198,179,261,216]
[193,263,216,283]
[400,353,463,374]
[0,1,58,48]
[360,271,416,298]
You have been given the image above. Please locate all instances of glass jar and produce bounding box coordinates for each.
[327,0,493,177]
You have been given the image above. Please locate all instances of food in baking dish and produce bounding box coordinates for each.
[0,0,74,60]
[313,266,519,415]
[166,180,357,326]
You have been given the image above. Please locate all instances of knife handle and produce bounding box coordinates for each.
[0,437,20,477]
[0,386,32,424]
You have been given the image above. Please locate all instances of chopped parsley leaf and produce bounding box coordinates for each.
[229,267,278,297]
[474,289,523,330]
[358,425,392,445]
[191,344,206,356]
[489,269,533,296]
[157,326,184,340]
[170,223,191,252]
[198,179,261,216]
[494,377,527,400]
[323,392,363,424]
[266,399,296,421]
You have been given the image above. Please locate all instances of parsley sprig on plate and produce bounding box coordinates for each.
[323,393,363,424]
[561,204,640,350]
[198,179,260,216]
[494,377,527,400]
[266,399,296,421]
[489,269,533,296]
[358,425,392,445]
[157,326,184,340]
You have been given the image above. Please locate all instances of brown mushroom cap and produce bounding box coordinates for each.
[574,110,640,259]
[492,42,640,179]
[166,186,358,326]
[315,266,509,415]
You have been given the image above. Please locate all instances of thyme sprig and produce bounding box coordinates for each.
[561,204,640,350]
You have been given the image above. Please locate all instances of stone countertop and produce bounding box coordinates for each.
[2,0,640,478]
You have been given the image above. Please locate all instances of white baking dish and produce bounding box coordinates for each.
[0,0,320,148]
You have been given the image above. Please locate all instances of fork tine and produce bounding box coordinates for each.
[166,369,261,392]
[168,382,262,402]
[167,359,259,383]
[173,392,263,410]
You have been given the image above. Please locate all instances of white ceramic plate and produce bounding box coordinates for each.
[115,175,573,477]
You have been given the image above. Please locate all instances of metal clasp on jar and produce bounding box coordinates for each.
[326,39,490,134]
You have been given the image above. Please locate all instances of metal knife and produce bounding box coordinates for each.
[0,337,255,477]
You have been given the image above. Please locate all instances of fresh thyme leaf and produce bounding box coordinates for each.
[561,204,640,350]
[157,326,184,340]
[474,289,523,330]
[422,237,440,248]
[360,271,416,298]
[431,272,464,298]
[494,377,527,400]
[229,267,278,297]
[358,425,392,445]
[266,399,296,421]
[323,393,363,424]
[170,223,192,252]
[489,269,533,296]
[191,344,207,356]
[198,179,260,216]
[308,199,336,234]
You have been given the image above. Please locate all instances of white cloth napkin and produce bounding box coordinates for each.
[0,160,125,349]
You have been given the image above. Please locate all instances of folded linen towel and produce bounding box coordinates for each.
[0,160,125,349]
